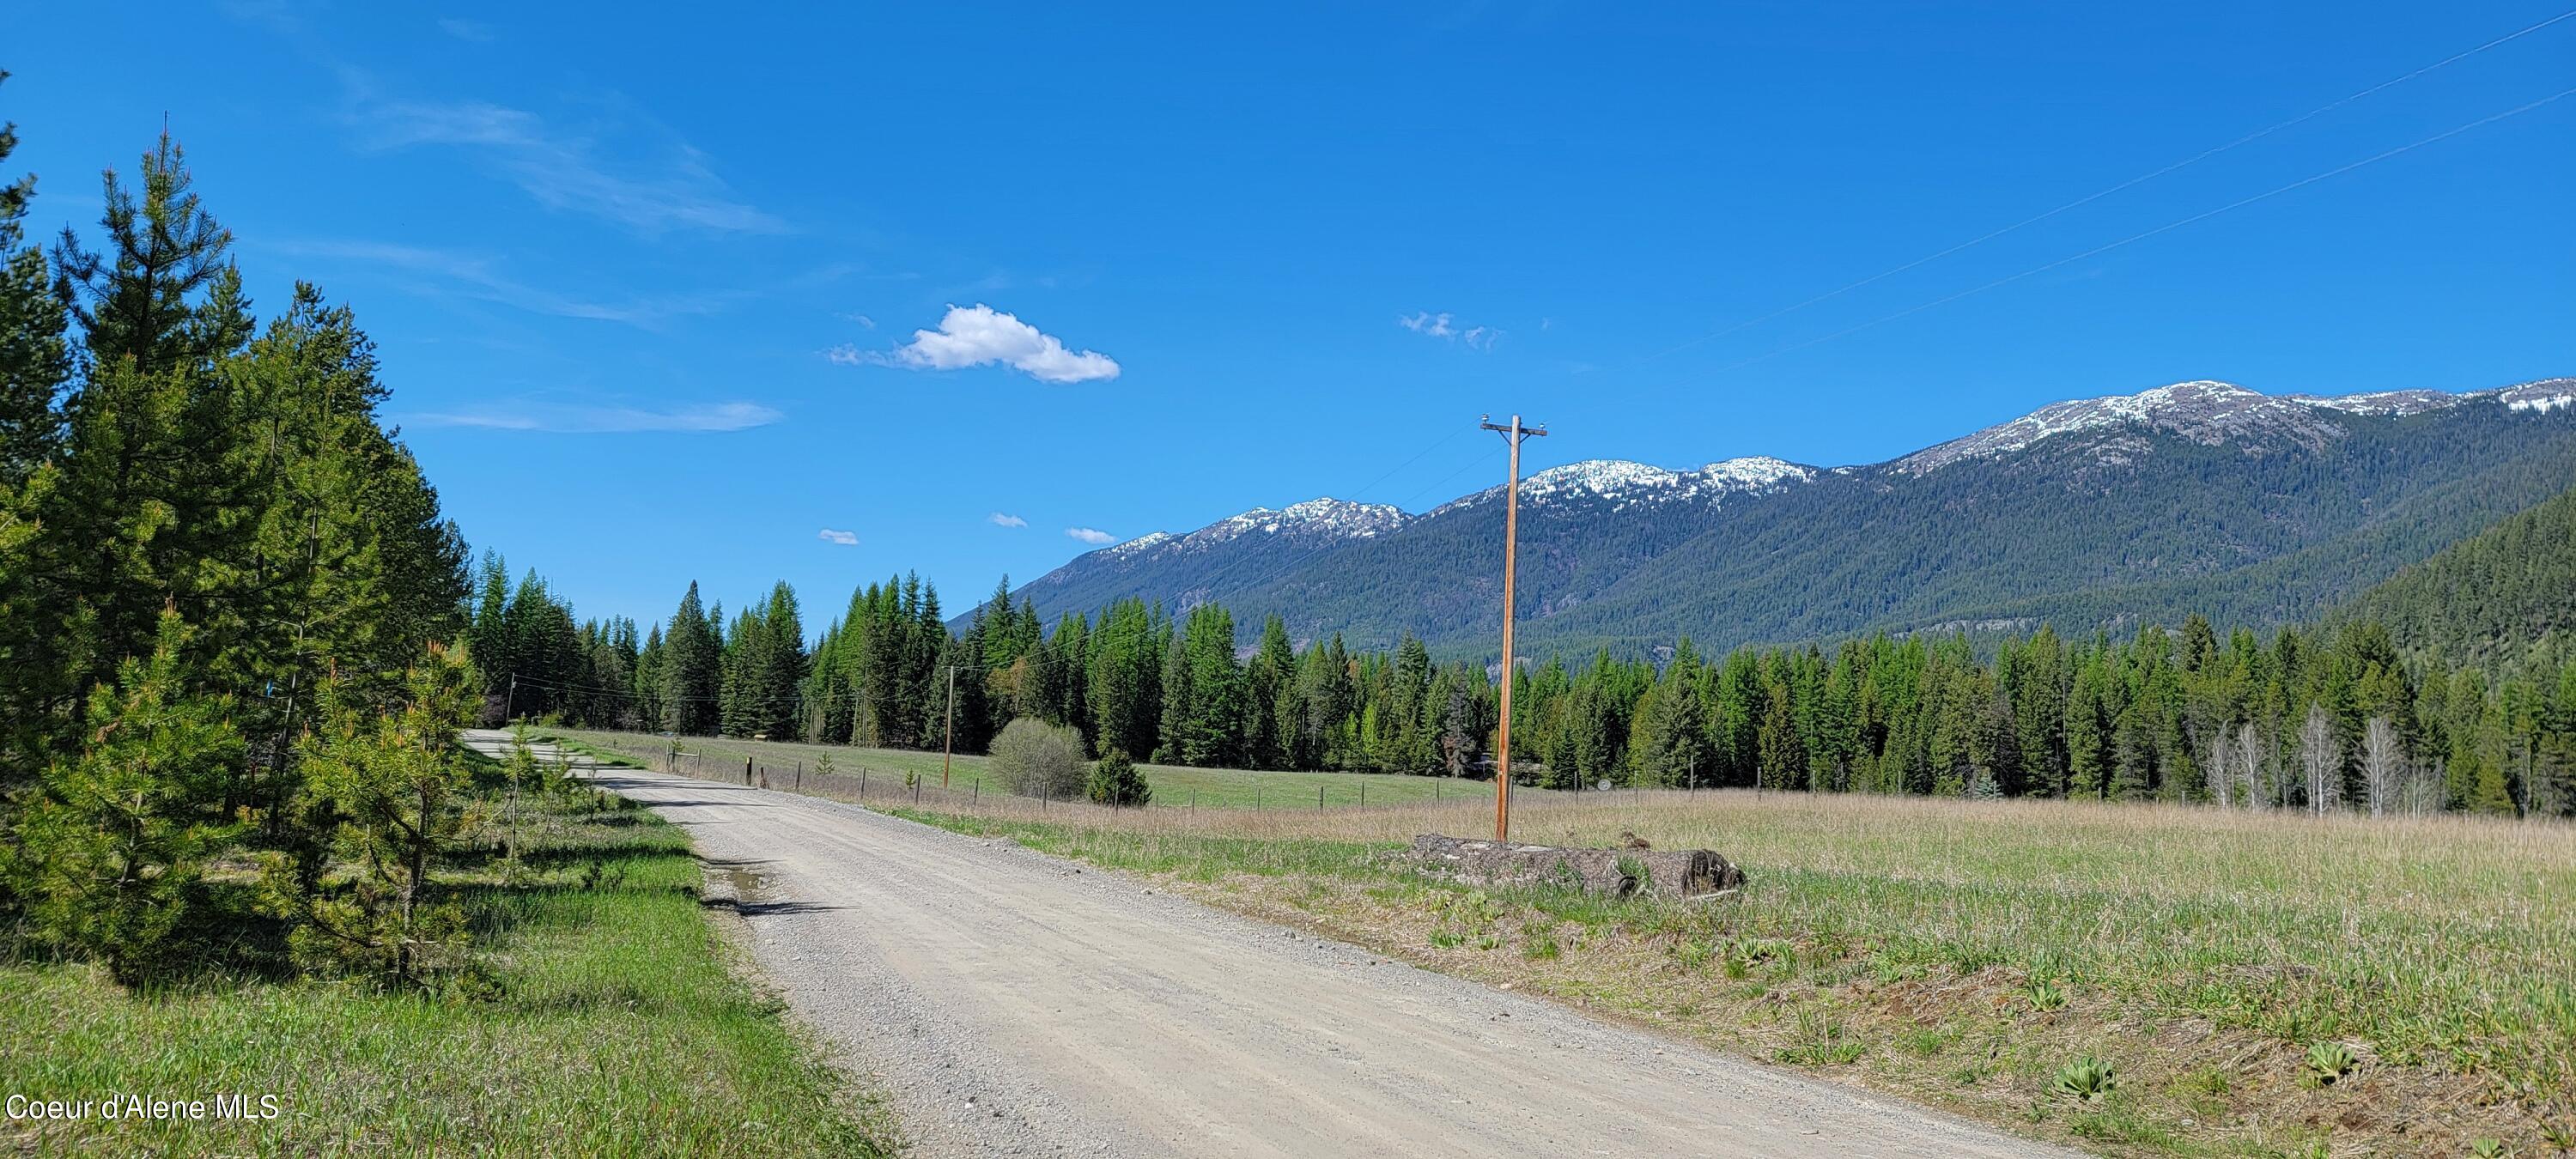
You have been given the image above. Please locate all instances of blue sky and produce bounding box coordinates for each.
[10,2,2573,629]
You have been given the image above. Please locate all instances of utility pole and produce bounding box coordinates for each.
[941,665,959,788]
[1480,413,1547,842]
[504,674,517,723]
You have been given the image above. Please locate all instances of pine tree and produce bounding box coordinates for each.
[1243,615,1296,770]
[29,131,252,733]
[0,71,69,487]
[662,582,721,734]
[1087,748,1151,808]
[1088,598,1164,760]
[271,643,478,984]
[3,611,242,984]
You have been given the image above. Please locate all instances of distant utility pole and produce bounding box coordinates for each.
[1480,413,1547,842]
[504,674,517,723]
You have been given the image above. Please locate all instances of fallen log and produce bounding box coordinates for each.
[1404,834,1744,898]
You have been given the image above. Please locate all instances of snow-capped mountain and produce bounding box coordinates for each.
[1894,380,2346,474]
[993,376,2576,656]
[1102,498,1408,564]
[1433,456,1816,514]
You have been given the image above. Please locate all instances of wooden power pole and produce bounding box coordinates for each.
[1480,414,1547,841]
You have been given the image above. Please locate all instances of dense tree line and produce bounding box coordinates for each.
[515,567,2575,817]
[0,102,484,984]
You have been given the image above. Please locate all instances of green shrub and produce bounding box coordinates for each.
[2024,979,2068,1012]
[1086,749,1151,808]
[993,718,1087,798]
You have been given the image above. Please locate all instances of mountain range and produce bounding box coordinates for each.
[998,378,2576,658]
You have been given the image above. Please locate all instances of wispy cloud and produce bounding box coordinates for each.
[436,17,495,40]
[1400,310,1501,350]
[1066,527,1115,545]
[343,84,782,235]
[817,528,859,546]
[841,304,1120,384]
[272,239,738,326]
[988,512,1028,528]
[407,399,782,434]
[843,313,877,330]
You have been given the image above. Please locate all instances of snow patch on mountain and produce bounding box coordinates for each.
[1433,456,1817,514]
[2286,389,2461,416]
[1090,498,1408,565]
[1894,380,2352,474]
[1102,531,1173,559]
[1190,497,1410,545]
[2497,377,2576,414]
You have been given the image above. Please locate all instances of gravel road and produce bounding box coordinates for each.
[464,731,2070,1158]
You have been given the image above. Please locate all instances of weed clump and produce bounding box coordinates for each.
[2050,1054,2118,1102]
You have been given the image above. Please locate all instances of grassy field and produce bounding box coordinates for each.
[546,725,1536,809]
[0,758,897,1156]
[874,788,2575,1158]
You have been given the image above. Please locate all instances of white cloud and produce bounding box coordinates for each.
[860,304,1121,384]
[407,400,782,434]
[817,528,859,546]
[1066,527,1116,545]
[1400,310,1501,350]
[345,87,782,235]
[1400,311,1456,338]
[823,343,866,366]
[844,313,877,330]
[988,513,1028,528]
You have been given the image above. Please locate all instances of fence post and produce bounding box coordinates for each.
[796,762,803,791]
[860,768,867,798]
[913,778,920,805]
[973,780,980,805]
[744,755,753,786]
[1359,782,1365,809]
[1318,785,1324,810]
[1190,788,1196,815]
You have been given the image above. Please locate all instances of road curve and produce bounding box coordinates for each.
[465,731,2069,1158]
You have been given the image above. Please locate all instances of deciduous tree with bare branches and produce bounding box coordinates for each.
[2300,704,2342,816]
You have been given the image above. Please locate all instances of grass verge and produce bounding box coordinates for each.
[0,759,898,1156]
[892,793,2576,1159]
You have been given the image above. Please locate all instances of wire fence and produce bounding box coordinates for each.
[545,731,1551,825]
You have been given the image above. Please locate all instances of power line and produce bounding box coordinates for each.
[1640,6,2576,364]
[1691,84,2576,379]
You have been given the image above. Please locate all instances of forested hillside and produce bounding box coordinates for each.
[1006,381,2576,658]
[2328,481,2576,675]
